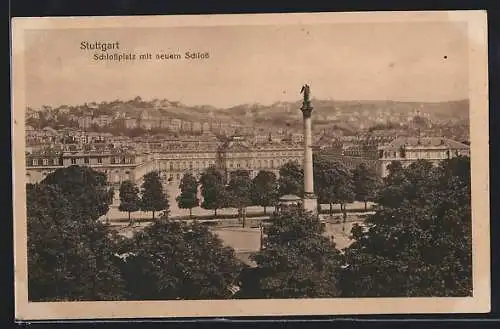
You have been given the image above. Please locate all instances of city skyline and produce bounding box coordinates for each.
[26,95,470,111]
[25,22,468,109]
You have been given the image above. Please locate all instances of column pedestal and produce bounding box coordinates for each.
[302,193,318,216]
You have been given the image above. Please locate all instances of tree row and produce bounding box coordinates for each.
[118,157,382,226]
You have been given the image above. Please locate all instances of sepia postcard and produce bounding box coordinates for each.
[11,11,490,320]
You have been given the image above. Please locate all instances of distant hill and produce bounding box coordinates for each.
[226,99,467,117]
[30,97,470,127]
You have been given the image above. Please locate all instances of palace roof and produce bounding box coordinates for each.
[382,136,470,151]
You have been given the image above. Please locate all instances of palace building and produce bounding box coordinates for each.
[25,133,305,188]
[377,136,470,177]
[217,135,303,181]
[25,144,156,186]
[317,135,470,177]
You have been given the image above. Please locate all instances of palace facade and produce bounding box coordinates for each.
[25,144,156,186]
[377,136,470,177]
[25,134,304,188]
[217,136,303,181]
[25,126,470,187]
[319,136,470,177]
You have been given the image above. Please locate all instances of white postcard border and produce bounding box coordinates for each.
[11,10,490,319]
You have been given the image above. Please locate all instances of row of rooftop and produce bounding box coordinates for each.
[26,130,470,158]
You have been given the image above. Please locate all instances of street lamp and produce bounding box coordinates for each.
[259,223,264,250]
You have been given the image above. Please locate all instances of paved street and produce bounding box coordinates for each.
[212,220,361,252]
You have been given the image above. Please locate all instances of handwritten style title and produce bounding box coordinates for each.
[80,41,210,62]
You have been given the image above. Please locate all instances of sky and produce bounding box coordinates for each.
[24,22,469,109]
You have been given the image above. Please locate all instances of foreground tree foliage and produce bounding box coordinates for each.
[236,209,343,298]
[27,171,126,301]
[199,166,227,217]
[313,157,355,217]
[341,157,472,297]
[251,170,279,215]
[226,170,253,227]
[140,171,169,220]
[41,165,114,220]
[118,217,243,300]
[351,163,381,210]
[118,180,141,224]
[278,161,304,197]
[176,173,200,217]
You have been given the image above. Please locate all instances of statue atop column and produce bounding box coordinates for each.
[300,84,310,103]
[300,84,313,117]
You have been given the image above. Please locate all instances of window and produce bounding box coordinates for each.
[42,158,48,166]
[84,157,89,164]
[71,158,76,165]
[97,157,102,164]
[399,147,406,159]
[32,159,38,166]
[53,158,59,165]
